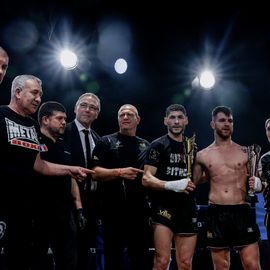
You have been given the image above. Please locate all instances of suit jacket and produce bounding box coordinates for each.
[64,120,101,203]
[64,120,100,168]
[64,120,101,250]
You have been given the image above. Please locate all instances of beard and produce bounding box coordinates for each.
[49,126,64,138]
[168,126,184,136]
[216,128,232,139]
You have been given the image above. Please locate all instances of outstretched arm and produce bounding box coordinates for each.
[34,153,94,181]
[92,166,144,181]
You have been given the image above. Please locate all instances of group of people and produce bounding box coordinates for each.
[0,47,94,270]
[0,45,269,270]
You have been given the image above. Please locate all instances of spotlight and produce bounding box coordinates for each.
[59,49,78,70]
[198,70,215,90]
[114,58,128,74]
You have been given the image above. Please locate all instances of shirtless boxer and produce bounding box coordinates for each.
[193,105,261,270]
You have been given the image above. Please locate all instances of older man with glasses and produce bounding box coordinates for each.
[64,92,101,270]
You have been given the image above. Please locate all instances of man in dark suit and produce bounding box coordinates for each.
[64,93,101,270]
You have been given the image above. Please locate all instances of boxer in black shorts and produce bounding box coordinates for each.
[193,105,261,270]
[207,204,260,248]
[143,104,197,270]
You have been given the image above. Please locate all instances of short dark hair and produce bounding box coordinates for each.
[165,104,187,117]
[212,106,232,119]
[38,101,66,124]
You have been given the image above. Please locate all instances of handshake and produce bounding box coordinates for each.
[164,178,195,193]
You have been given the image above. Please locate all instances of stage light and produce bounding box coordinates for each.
[198,70,215,90]
[114,58,128,74]
[59,49,78,70]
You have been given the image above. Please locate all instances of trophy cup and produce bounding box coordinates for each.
[247,144,261,203]
[184,133,196,178]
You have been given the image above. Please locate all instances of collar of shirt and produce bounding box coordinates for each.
[74,118,96,157]
[74,119,91,134]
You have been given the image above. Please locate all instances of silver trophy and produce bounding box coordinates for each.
[247,144,261,197]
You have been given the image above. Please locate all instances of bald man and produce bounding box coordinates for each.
[91,104,152,270]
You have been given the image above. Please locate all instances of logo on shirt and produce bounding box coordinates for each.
[149,149,160,162]
[5,118,40,151]
[166,153,187,177]
[40,144,48,152]
[139,142,148,150]
[115,140,121,148]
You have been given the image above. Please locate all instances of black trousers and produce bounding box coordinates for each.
[102,202,152,270]
[32,210,78,270]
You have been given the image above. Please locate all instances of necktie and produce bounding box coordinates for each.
[82,129,91,168]
[82,129,97,191]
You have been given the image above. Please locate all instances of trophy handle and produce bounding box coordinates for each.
[247,144,261,198]
[253,144,261,173]
[185,133,196,178]
[247,144,261,177]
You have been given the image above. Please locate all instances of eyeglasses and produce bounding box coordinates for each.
[79,103,99,111]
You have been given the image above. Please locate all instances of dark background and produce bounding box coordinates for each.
[1,0,270,151]
[0,0,269,240]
